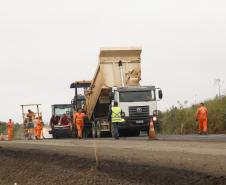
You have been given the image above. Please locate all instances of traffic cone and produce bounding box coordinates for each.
[0,133,4,141]
[149,120,157,140]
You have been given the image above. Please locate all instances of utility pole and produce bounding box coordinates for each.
[214,78,224,98]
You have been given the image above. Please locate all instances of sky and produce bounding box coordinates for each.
[0,0,226,123]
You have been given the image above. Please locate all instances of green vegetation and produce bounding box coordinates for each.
[1,96,226,137]
[0,122,6,134]
[0,122,23,139]
[160,96,226,134]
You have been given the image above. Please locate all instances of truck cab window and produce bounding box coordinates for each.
[119,91,155,102]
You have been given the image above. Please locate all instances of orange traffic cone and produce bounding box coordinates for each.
[0,133,4,141]
[149,120,157,140]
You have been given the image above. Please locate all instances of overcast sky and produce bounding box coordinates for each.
[0,0,225,122]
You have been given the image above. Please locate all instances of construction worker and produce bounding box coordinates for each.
[0,122,4,140]
[27,109,35,139]
[34,117,38,139]
[35,116,43,140]
[196,103,208,135]
[73,108,86,139]
[108,101,123,140]
[7,119,14,141]
[27,109,35,122]
[60,113,69,125]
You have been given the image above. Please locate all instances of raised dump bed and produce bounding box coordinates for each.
[85,47,142,120]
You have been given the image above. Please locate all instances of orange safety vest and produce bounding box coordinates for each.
[7,122,14,130]
[74,113,85,126]
[36,120,43,130]
[196,106,208,121]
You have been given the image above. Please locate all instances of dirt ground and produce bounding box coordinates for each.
[0,137,226,185]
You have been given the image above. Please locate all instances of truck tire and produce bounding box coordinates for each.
[96,121,102,138]
[92,122,97,138]
[53,132,58,139]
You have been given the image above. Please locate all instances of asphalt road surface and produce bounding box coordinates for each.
[0,135,226,185]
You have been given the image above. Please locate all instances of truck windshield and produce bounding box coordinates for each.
[119,91,155,102]
[55,108,72,116]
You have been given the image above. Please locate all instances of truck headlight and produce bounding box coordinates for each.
[153,116,157,122]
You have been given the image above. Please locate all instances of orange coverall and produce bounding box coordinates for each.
[196,106,208,134]
[7,121,14,141]
[35,119,43,139]
[74,112,86,139]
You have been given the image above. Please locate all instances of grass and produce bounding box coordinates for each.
[0,122,6,135]
[0,122,23,139]
[160,96,226,134]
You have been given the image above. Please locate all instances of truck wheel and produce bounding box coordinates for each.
[92,122,97,138]
[96,121,102,138]
[53,132,58,139]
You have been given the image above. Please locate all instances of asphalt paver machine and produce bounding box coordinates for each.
[20,104,42,139]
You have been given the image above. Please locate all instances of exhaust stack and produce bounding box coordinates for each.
[118,61,125,87]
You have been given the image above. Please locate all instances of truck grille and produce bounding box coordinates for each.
[129,106,149,121]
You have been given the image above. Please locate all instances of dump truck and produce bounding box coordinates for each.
[73,47,163,138]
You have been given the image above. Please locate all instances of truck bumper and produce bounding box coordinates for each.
[50,125,72,135]
[118,117,150,130]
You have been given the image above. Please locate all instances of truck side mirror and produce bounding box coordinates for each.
[158,90,163,99]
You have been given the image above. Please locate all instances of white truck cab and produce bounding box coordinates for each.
[113,86,163,131]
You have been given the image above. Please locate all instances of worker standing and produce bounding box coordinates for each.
[73,108,86,139]
[27,109,35,139]
[7,119,14,141]
[34,117,38,139]
[35,116,43,140]
[27,110,35,122]
[108,101,123,140]
[196,103,208,135]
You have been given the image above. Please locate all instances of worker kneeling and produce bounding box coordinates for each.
[35,117,43,140]
[108,101,124,140]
